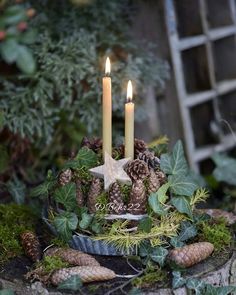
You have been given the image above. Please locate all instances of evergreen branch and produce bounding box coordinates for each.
[190,188,209,208]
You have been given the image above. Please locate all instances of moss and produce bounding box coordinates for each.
[0,204,37,264]
[132,266,166,288]
[50,237,69,248]
[37,256,69,274]
[199,219,232,252]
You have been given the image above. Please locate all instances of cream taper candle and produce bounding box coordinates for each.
[102,57,112,159]
[125,80,134,159]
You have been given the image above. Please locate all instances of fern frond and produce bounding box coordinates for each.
[190,188,209,208]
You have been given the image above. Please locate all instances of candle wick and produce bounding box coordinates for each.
[126,98,133,103]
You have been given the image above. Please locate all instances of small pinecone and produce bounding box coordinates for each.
[168,242,214,268]
[108,182,126,214]
[134,138,148,158]
[81,137,102,153]
[147,169,161,194]
[58,169,73,186]
[125,159,149,182]
[128,180,147,215]
[44,247,100,266]
[138,150,160,170]
[87,177,102,213]
[196,209,236,225]
[156,170,166,185]
[51,266,116,285]
[20,231,42,262]
[75,179,84,207]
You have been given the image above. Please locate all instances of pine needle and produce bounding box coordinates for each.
[190,188,209,208]
[148,135,169,148]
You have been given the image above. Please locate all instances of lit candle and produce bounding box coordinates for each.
[125,80,134,159]
[102,57,112,159]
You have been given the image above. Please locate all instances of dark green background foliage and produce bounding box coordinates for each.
[0,0,168,196]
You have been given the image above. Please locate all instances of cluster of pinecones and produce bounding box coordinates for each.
[58,138,167,215]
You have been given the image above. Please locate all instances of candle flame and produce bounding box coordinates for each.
[105,57,111,75]
[127,80,133,101]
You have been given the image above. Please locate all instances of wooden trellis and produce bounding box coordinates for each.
[164,0,236,171]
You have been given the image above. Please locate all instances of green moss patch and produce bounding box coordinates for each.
[0,203,37,264]
[199,219,232,252]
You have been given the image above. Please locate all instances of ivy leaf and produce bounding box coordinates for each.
[16,45,36,74]
[54,183,76,211]
[150,246,168,266]
[178,221,197,242]
[20,29,37,45]
[58,275,82,291]
[30,179,56,199]
[186,278,205,295]
[138,241,152,257]
[75,147,98,169]
[171,196,193,218]
[204,284,236,295]
[79,212,93,229]
[138,217,152,233]
[0,39,19,63]
[157,182,170,204]
[160,140,188,176]
[148,193,167,215]
[172,271,186,289]
[0,290,15,295]
[54,212,78,241]
[170,237,185,248]
[169,174,198,197]
[212,153,236,186]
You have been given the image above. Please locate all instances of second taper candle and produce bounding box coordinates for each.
[102,57,112,159]
[125,80,134,159]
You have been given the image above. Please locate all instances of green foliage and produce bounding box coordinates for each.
[58,275,82,291]
[178,221,197,242]
[53,212,78,241]
[6,175,26,204]
[37,255,69,274]
[138,217,153,233]
[172,271,236,294]
[0,203,37,263]
[171,197,192,219]
[132,265,166,289]
[79,212,93,230]
[160,141,188,176]
[54,183,77,211]
[0,4,37,74]
[212,153,236,186]
[64,148,98,170]
[148,192,167,216]
[199,219,232,252]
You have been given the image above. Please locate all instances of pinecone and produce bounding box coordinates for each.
[87,177,102,213]
[58,169,73,186]
[168,242,214,268]
[125,159,149,182]
[20,231,42,262]
[147,169,161,195]
[156,170,166,185]
[51,266,116,285]
[108,182,126,214]
[81,137,102,153]
[196,209,236,225]
[128,180,147,215]
[138,150,160,170]
[44,247,100,266]
[75,179,84,207]
[134,138,148,158]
